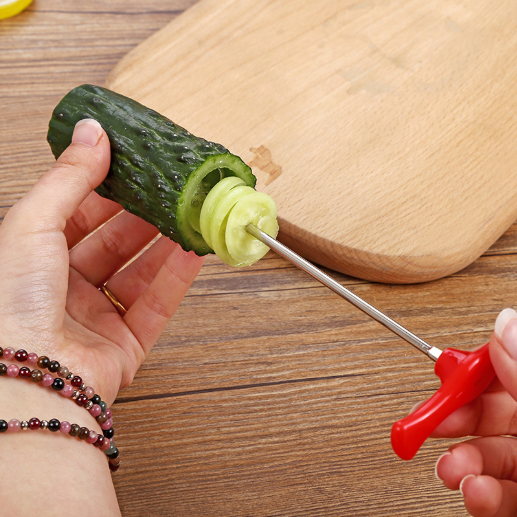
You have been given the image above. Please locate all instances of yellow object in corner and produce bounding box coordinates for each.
[0,0,33,20]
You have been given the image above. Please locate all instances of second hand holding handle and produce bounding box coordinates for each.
[391,343,495,460]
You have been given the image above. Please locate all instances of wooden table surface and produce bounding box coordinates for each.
[2,2,517,516]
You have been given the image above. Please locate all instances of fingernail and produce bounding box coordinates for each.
[409,400,425,415]
[459,474,476,496]
[435,451,451,481]
[495,308,517,341]
[495,308,517,357]
[72,119,103,147]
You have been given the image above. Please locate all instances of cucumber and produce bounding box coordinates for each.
[47,84,258,257]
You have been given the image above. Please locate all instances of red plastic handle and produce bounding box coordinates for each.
[391,343,495,460]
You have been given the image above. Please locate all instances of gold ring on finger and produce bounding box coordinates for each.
[100,284,128,316]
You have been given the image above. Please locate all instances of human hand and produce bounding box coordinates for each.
[432,308,517,516]
[0,118,205,406]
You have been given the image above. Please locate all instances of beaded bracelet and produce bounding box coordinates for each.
[0,418,120,472]
[0,347,120,472]
[0,360,115,434]
[0,347,114,431]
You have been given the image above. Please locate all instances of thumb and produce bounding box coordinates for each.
[489,308,517,401]
[10,118,111,233]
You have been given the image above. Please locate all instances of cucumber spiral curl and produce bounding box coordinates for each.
[199,177,279,267]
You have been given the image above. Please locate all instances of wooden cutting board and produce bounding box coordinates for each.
[107,0,517,283]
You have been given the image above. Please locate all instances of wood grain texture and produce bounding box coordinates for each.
[107,0,517,283]
[2,1,517,516]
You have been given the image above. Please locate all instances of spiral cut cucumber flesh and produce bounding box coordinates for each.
[199,177,279,267]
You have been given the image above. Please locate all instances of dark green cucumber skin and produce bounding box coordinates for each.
[47,84,256,255]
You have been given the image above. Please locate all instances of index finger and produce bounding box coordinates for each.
[430,389,516,438]
[64,191,122,249]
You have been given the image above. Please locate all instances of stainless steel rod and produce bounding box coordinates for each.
[246,224,441,362]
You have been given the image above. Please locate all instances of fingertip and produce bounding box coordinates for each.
[408,400,425,415]
[434,444,483,490]
[55,118,111,189]
[490,315,517,402]
[435,451,451,481]
[71,119,103,147]
[494,308,517,344]
[461,475,503,517]
[166,244,206,284]
[493,311,517,362]
[459,474,476,496]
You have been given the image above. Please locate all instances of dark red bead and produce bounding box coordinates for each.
[75,393,88,406]
[15,349,28,362]
[108,462,120,472]
[94,435,105,448]
[29,418,41,430]
[18,366,31,378]
[71,376,82,388]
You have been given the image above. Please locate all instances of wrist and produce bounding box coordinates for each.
[0,346,119,466]
[1,330,123,406]
[0,368,103,432]
[0,369,121,516]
